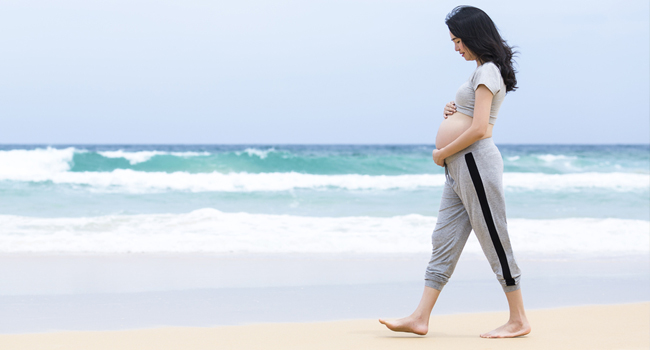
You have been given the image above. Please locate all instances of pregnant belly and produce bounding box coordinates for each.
[435,112,493,149]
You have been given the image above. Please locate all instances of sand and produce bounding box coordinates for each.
[0,302,647,350]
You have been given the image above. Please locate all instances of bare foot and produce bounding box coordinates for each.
[480,319,531,338]
[378,315,429,335]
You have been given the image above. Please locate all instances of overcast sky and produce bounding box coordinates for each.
[1,0,648,144]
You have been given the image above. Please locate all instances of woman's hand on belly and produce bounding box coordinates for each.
[432,149,445,167]
[433,86,495,165]
[443,101,457,119]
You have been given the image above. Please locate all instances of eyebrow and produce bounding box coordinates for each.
[450,37,459,41]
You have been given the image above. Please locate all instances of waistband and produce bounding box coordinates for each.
[444,137,496,165]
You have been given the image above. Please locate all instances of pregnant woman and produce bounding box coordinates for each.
[379,6,531,338]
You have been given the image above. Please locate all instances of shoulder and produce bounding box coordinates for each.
[472,61,503,83]
[476,61,500,75]
[471,61,503,94]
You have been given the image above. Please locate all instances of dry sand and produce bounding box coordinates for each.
[1,302,648,350]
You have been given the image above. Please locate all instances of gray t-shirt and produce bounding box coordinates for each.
[454,62,506,125]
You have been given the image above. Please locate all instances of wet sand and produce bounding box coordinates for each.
[0,253,648,334]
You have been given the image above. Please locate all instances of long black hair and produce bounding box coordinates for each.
[445,6,518,92]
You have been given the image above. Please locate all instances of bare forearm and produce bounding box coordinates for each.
[438,127,485,158]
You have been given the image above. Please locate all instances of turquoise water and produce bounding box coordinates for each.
[32,144,650,175]
[0,144,647,254]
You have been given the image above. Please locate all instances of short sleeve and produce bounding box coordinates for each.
[471,62,502,95]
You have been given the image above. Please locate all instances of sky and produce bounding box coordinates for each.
[1,0,648,144]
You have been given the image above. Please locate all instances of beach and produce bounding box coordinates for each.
[2,0,649,345]
[0,253,648,349]
[0,145,648,347]
[1,302,647,349]
[0,284,650,350]
[0,252,647,334]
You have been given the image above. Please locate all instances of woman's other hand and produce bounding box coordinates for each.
[443,101,456,119]
[432,149,445,167]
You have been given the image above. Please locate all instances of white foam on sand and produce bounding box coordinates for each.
[0,210,647,255]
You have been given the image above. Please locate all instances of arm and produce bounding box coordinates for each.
[432,84,493,166]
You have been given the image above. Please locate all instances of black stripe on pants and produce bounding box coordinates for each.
[465,152,516,286]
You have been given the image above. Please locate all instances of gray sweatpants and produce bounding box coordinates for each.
[425,138,521,293]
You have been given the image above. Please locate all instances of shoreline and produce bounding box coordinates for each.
[0,303,647,350]
[0,252,648,334]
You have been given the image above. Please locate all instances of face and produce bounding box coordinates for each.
[450,31,477,61]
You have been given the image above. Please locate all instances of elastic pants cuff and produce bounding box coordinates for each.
[502,283,521,293]
[424,279,445,291]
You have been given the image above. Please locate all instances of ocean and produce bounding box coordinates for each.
[0,144,648,256]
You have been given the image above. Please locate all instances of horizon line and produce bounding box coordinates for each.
[1,142,648,146]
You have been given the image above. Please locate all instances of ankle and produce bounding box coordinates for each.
[508,316,529,326]
[509,309,528,321]
[410,311,430,323]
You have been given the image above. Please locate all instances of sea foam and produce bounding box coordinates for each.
[98,150,210,164]
[1,147,647,193]
[0,147,74,178]
[0,169,647,193]
[235,148,277,159]
[0,210,647,255]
